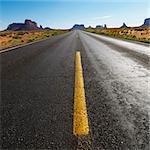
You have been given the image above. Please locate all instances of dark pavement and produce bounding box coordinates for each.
[1,31,149,150]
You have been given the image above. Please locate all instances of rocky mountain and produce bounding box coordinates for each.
[96,24,107,29]
[72,24,85,30]
[44,27,51,30]
[120,23,128,28]
[96,25,103,29]
[141,18,150,27]
[104,24,107,28]
[6,19,52,31]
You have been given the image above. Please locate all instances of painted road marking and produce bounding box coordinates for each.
[73,51,89,136]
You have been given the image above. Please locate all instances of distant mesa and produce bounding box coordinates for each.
[88,26,92,29]
[44,27,52,30]
[104,24,107,28]
[5,18,150,32]
[40,25,43,29]
[120,22,128,28]
[7,19,39,31]
[96,25,103,29]
[141,18,150,27]
[96,24,107,29]
[72,24,85,30]
[6,19,52,31]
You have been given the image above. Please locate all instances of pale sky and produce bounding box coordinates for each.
[0,0,149,30]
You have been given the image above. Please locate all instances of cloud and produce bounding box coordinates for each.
[85,15,112,26]
[92,16,112,22]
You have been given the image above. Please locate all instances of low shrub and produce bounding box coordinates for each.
[27,38,35,42]
[0,32,7,36]
[17,32,25,35]
[13,35,20,39]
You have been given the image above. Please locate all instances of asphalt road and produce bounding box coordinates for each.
[1,30,150,150]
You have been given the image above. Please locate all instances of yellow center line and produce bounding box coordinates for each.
[73,51,89,136]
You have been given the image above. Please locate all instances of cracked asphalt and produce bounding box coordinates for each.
[1,30,149,150]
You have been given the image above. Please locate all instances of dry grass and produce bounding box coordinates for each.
[85,27,150,43]
[0,30,69,49]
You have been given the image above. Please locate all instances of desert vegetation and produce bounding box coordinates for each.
[85,27,150,43]
[0,30,69,50]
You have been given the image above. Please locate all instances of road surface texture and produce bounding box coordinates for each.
[1,30,150,150]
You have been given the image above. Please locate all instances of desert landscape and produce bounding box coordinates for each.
[0,30,69,49]
[1,18,150,50]
[0,19,69,50]
[1,1,150,149]
[85,27,150,43]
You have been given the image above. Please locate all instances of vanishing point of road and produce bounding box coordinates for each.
[1,30,150,150]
